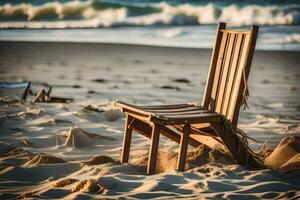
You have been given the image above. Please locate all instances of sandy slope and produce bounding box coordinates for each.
[0,41,299,199]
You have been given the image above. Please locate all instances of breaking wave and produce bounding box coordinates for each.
[0,1,300,28]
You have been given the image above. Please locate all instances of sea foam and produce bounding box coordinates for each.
[0,1,299,28]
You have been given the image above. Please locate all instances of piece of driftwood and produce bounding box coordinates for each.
[115,22,262,175]
[33,86,73,103]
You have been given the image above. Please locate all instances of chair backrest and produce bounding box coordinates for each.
[202,22,259,127]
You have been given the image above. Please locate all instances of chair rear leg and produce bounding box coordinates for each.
[177,124,190,171]
[121,115,133,163]
[147,123,160,175]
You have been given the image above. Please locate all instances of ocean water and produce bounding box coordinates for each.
[0,0,300,50]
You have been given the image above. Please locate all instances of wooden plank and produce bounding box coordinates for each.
[231,25,259,126]
[220,30,251,34]
[147,123,160,175]
[156,112,220,120]
[209,32,229,111]
[21,82,31,100]
[215,33,236,113]
[202,22,226,108]
[174,123,216,137]
[140,104,191,109]
[226,34,251,122]
[115,101,152,117]
[154,110,209,116]
[177,124,190,171]
[144,106,201,113]
[190,134,225,150]
[221,34,243,117]
[122,109,151,122]
[121,115,133,163]
[155,113,222,125]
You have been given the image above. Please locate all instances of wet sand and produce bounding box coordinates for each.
[0,41,299,199]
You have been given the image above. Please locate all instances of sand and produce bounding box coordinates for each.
[0,41,299,199]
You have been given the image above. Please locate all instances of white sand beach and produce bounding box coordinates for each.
[0,41,299,199]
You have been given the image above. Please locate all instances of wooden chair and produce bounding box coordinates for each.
[115,22,260,175]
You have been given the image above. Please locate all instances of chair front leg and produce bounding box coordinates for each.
[147,123,160,175]
[121,115,133,163]
[177,124,190,171]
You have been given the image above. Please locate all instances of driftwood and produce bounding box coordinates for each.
[33,86,73,103]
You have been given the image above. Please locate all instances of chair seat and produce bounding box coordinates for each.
[115,101,223,125]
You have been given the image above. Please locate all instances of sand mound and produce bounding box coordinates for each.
[24,154,65,166]
[71,179,104,194]
[187,144,234,166]
[52,178,77,188]
[63,127,114,148]
[83,155,117,166]
[264,136,300,173]
[130,145,234,174]
[156,151,179,173]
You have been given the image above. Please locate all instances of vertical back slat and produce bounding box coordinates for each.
[226,34,251,121]
[230,26,259,126]
[222,34,244,116]
[202,22,226,108]
[209,32,229,111]
[215,33,236,113]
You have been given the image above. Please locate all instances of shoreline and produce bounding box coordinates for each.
[1,40,299,53]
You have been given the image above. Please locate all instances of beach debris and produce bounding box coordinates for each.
[264,136,300,173]
[92,78,107,83]
[104,108,122,121]
[33,86,73,103]
[71,179,105,194]
[288,85,297,91]
[262,79,271,84]
[20,140,33,147]
[33,88,49,103]
[83,105,104,113]
[0,82,31,100]
[63,126,115,148]
[87,90,98,94]
[0,96,23,105]
[159,85,181,90]
[72,84,81,88]
[24,154,65,166]
[82,155,117,166]
[172,78,191,84]
[52,178,77,188]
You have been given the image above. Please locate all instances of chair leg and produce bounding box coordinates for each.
[177,124,190,172]
[147,123,160,175]
[121,115,133,163]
